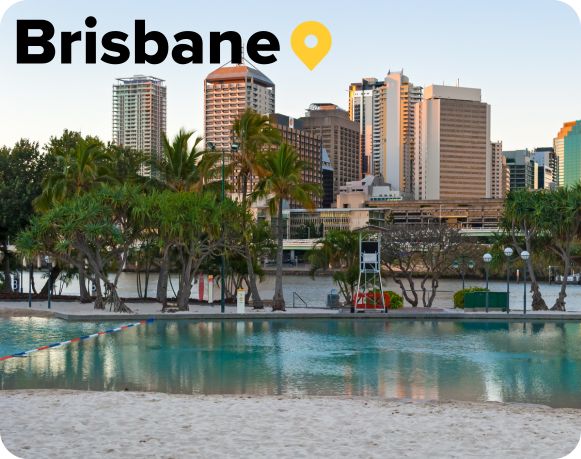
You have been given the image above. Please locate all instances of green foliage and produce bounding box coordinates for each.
[18,185,143,311]
[152,129,220,193]
[385,290,404,309]
[0,140,52,242]
[453,287,488,309]
[309,229,360,306]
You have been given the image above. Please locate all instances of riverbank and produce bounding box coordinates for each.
[0,390,579,459]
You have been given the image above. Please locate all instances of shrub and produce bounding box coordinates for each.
[386,290,404,309]
[453,287,488,309]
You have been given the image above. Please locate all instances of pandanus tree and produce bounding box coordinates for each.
[501,189,549,310]
[150,129,221,304]
[230,109,281,308]
[539,185,581,311]
[34,135,115,301]
[18,185,143,312]
[135,190,243,311]
[253,143,320,311]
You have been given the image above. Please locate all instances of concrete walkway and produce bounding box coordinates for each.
[1,300,581,321]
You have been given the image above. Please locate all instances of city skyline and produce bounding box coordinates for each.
[0,0,580,150]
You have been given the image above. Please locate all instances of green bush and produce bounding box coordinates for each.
[453,287,488,309]
[386,290,404,309]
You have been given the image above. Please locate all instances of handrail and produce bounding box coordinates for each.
[292,291,308,308]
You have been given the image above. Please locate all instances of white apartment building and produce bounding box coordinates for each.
[112,76,167,177]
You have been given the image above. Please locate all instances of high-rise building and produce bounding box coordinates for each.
[532,147,557,189]
[348,78,383,177]
[112,76,166,177]
[554,120,581,187]
[272,114,323,208]
[490,141,509,199]
[298,103,360,201]
[349,72,422,192]
[414,85,491,200]
[204,64,275,152]
[503,149,536,190]
[321,148,334,208]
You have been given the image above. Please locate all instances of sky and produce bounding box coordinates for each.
[0,0,580,150]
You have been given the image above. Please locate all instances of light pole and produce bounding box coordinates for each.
[452,256,475,291]
[504,247,513,314]
[521,250,530,315]
[483,253,492,313]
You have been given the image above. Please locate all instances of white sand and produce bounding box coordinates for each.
[0,391,579,459]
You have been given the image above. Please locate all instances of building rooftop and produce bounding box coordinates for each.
[205,65,274,87]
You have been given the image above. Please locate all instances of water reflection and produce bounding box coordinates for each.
[1,320,580,408]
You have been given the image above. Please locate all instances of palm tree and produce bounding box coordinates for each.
[150,129,221,304]
[230,109,281,308]
[253,144,320,311]
[501,189,549,310]
[152,129,220,193]
[34,138,112,211]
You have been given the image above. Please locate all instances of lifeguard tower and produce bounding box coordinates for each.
[353,233,388,313]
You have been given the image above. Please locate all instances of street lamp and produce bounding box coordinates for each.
[483,253,492,313]
[452,256,475,290]
[504,247,514,314]
[521,250,530,315]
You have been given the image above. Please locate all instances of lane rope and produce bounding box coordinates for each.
[0,318,155,362]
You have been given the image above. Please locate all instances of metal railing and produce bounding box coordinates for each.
[291,291,308,308]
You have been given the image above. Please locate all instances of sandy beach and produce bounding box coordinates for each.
[0,391,579,459]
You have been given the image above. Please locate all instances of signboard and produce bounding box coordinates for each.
[237,289,246,313]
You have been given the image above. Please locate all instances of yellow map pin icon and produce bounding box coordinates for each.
[291,21,332,70]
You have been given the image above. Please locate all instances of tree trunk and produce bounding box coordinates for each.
[104,281,132,313]
[523,236,548,311]
[272,201,285,311]
[552,257,569,311]
[156,247,170,305]
[175,280,192,311]
[93,279,105,310]
[2,247,12,293]
[175,263,193,311]
[78,264,92,303]
[40,266,61,295]
[241,172,263,309]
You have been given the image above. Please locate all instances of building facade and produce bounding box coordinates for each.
[321,148,334,208]
[490,141,509,199]
[348,72,422,192]
[414,85,491,200]
[532,147,557,189]
[554,120,581,187]
[204,65,275,152]
[112,76,167,177]
[298,103,360,201]
[348,77,383,177]
[272,114,323,208]
[503,149,536,190]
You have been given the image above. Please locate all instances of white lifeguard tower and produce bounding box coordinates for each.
[353,233,387,313]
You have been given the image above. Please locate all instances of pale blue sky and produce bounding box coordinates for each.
[0,0,579,150]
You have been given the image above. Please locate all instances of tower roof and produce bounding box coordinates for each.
[205,65,274,87]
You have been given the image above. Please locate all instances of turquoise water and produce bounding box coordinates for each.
[1,318,580,408]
